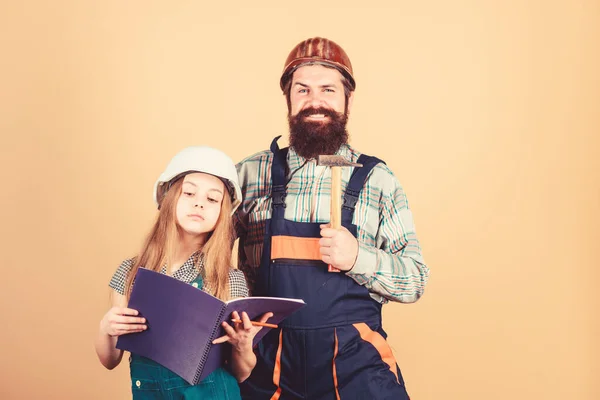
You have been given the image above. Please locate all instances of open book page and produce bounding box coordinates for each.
[223,296,306,344]
[226,296,306,304]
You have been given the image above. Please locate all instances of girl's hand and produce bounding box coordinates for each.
[100,306,147,337]
[212,311,274,351]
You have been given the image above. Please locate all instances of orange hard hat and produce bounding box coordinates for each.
[280,37,355,91]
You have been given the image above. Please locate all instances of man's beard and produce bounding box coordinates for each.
[288,107,349,160]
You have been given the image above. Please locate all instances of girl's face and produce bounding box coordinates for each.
[176,172,225,239]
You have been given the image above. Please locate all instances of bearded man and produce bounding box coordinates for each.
[234,37,429,400]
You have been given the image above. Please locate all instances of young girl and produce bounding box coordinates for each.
[95,146,271,399]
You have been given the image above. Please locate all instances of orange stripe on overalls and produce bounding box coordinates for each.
[270,330,284,400]
[271,235,322,261]
[333,329,341,400]
[353,323,399,383]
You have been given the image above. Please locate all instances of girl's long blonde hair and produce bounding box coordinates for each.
[125,176,234,301]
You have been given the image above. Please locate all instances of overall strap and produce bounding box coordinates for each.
[341,154,385,225]
[269,136,289,221]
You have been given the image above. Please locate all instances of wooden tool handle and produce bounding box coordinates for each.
[329,166,342,272]
[330,166,342,229]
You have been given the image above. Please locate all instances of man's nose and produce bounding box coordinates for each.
[308,91,324,107]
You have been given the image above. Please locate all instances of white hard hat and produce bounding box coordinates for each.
[153,146,242,213]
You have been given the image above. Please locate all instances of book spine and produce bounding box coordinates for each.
[193,303,227,384]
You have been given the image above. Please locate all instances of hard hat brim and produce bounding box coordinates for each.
[280,58,356,91]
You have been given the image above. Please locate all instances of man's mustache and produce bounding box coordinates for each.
[294,107,341,120]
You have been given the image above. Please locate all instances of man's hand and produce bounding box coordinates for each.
[319,224,359,272]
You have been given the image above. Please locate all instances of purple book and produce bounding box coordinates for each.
[116,268,305,385]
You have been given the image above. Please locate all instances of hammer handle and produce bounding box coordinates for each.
[329,166,342,272]
[330,166,342,229]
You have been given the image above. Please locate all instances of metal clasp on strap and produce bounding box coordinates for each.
[342,189,360,211]
[272,185,287,208]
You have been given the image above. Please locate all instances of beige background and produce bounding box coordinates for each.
[1,1,598,399]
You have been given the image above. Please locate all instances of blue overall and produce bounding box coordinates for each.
[129,274,242,400]
[240,138,410,400]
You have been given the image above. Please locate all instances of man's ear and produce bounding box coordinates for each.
[347,91,355,114]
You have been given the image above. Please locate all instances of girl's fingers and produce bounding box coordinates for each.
[113,323,147,332]
[213,321,236,344]
[116,328,145,336]
[221,321,236,336]
[240,312,253,330]
[115,315,146,324]
[212,335,230,344]
[258,312,274,323]
[116,307,140,316]
[112,326,146,336]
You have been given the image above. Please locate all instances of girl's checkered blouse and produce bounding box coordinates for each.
[109,254,249,299]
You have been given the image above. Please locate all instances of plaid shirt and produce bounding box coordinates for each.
[109,253,249,299]
[234,143,429,304]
